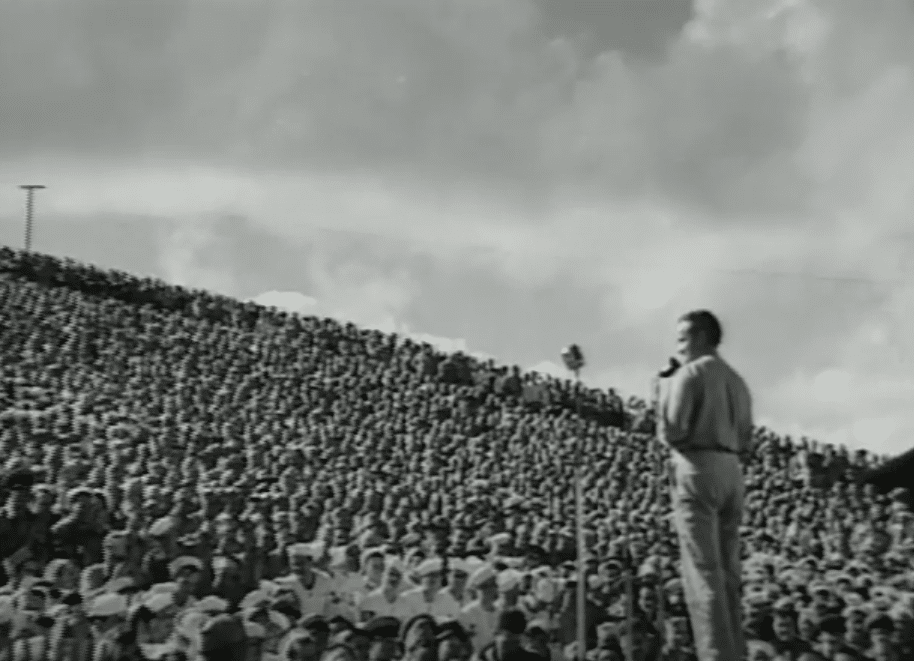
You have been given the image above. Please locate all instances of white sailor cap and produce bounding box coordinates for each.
[385,557,405,574]
[87,593,129,618]
[268,610,291,631]
[488,533,510,547]
[169,556,203,578]
[244,621,267,639]
[240,589,273,611]
[497,569,524,593]
[746,640,776,657]
[361,547,386,566]
[0,596,13,625]
[463,557,485,574]
[415,558,444,578]
[468,565,498,590]
[535,578,557,603]
[195,596,229,614]
[328,546,349,568]
[287,542,323,561]
[448,559,468,575]
[143,592,174,614]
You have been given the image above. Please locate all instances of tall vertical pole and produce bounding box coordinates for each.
[573,370,586,661]
[19,185,45,252]
[562,345,587,661]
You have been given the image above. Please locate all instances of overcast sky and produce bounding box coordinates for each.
[1,0,913,455]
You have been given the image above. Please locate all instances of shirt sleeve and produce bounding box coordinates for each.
[736,377,754,455]
[660,368,699,448]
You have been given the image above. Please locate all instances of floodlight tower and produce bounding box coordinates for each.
[19,185,46,252]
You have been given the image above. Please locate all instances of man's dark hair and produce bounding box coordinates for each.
[436,620,470,644]
[818,615,845,635]
[866,614,894,632]
[679,310,723,347]
[497,609,527,635]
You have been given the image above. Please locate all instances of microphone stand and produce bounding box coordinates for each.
[561,344,587,661]
[651,367,672,657]
[571,367,587,661]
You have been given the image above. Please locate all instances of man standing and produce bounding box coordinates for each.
[0,467,37,587]
[658,310,753,661]
[398,558,461,620]
[275,543,337,617]
[460,564,501,651]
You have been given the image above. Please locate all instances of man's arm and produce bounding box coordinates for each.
[736,377,754,461]
[658,368,699,449]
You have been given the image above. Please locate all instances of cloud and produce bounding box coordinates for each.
[766,300,914,456]
[2,0,914,453]
[157,217,237,296]
[251,291,320,316]
[401,328,474,355]
[525,360,652,403]
[528,360,569,380]
[250,288,487,358]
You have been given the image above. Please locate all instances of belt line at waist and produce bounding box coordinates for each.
[675,445,738,455]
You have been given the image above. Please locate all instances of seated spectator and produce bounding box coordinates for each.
[475,610,544,661]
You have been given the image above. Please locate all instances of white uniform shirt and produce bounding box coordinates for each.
[348,575,383,609]
[398,587,462,621]
[357,588,414,622]
[459,600,500,651]
[276,570,337,617]
[326,571,363,621]
[522,596,554,631]
[440,588,468,610]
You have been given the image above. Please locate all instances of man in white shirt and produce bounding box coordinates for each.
[357,560,412,623]
[398,558,462,621]
[522,570,557,633]
[359,548,388,594]
[460,564,501,652]
[659,310,753,661]
[275,542,337,618]
[440,559,470,609]
[326,545,363,621]
[495,570,527,615]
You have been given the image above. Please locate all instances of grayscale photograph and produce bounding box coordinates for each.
[0,1,912,660]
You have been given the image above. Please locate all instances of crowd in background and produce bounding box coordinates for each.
[0,246,911,661]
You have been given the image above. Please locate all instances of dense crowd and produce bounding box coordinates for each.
[0,246,911,661]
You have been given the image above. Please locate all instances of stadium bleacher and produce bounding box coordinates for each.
[0,245,910,661]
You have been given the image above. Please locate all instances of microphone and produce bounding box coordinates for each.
[657,357,681,378]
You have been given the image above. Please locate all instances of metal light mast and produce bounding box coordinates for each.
[19,185,46,252]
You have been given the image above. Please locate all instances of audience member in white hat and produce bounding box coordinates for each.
[275,542,338,618]
[496,570,528,615]
[357,561,412,622]
[326,545,363,622]
[242,600,290,661]
[522,576,558,635]
[166,555,203,611]
[398,558,462,621]
[343,547,388,620]
[135,590,182,657]
[460,564,501,652]
[441,559,471,609]
[360,548,388,594]
[86,593,130,661]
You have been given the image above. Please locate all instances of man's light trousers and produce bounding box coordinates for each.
[669,451,744,661]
